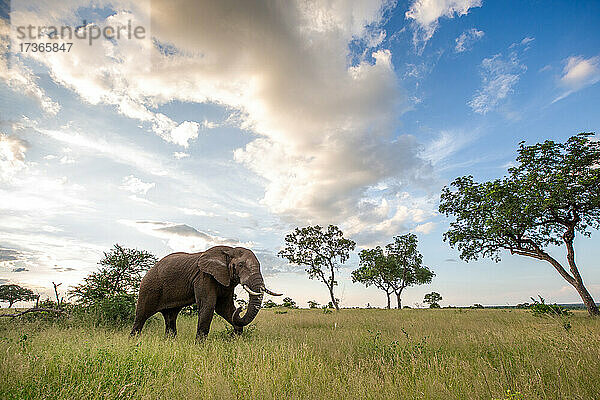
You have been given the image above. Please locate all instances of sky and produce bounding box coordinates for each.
[1,0,599,308]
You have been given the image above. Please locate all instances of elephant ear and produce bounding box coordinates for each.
[198,248,232,287]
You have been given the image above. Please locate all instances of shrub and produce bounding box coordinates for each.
[529,296,570,316]
[263,299,278,308]
[73,294,137,326]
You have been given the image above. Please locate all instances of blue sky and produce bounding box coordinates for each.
[1,0,599,308]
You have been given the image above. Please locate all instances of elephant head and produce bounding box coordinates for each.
[198,246,281,326]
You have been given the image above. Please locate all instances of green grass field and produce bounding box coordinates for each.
[1,308,599,399]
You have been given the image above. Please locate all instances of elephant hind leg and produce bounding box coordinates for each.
[161,307,182,337]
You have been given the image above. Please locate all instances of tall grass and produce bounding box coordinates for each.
[1,309,598,399]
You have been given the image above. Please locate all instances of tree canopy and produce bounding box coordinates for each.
[279,225,355,310]
[352,246,395,308]
[0,284,36,308]
[424,292,442,308]
[353,234,434,309]
[439,133,600,315]
[69,244,157,306]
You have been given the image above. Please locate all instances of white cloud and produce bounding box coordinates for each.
[59,155,75,164]
[422,130,476,167]
[180,208,216,217]
[0,230,105,298]
[11,1,436,243]
[35,128,170,177]
[455,28,484,53]
[169,121,200,148]
[202,120,219,129]
[120,175,155,195]
[173,152,190,159]
[469,50,527,114]
[0,133,28,182]
[415,221,436,234]
[553,55,600,103]
[0,20,60,115]
[405,0,482,49]
[230,211,251,218]
[119,220,251,252]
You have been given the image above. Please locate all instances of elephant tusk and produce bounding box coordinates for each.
[243,285,262,296]
[261,287,283,296]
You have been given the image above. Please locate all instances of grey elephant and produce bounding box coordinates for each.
[130,246,281,340]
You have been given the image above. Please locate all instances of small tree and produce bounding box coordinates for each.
[279,225,355,310]
[282,297,297,308]
[424,292,442,308]
[440,133,600,316]
[307,300,319,309]
[69,244,156,325]
[0,284,36,308]
[352,247,395,308]
[386,234,435,309]
[69,244,157,306]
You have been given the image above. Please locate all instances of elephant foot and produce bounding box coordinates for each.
[195,332,208,342]
[232,326,243,335]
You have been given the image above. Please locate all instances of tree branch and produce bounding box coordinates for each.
[0,307,68,319]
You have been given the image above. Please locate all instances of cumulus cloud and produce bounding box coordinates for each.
[119,220,251,252]
[553,55,600,103]
[0,133,28,182]
[169,121,200,148]
[405,0,482,49]
[455,28,484,53]
[120,175,155,195]
[11,0,437,242]
[469,45,528,114]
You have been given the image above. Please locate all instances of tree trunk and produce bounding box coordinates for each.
[329,286,339,310]
[563,231,599,316]
[8,300,14,308]
[573,281,599,316]
[386,293,390,309]
[396,293,401,309]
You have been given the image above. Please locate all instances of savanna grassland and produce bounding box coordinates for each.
[0,308,599,400]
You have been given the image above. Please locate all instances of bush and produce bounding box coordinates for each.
[263,299,278,308]
[529,296,570,317]
[471,303,484,309]
[74,294,137,326]
[282,297,297,308]
[429,303,441,309]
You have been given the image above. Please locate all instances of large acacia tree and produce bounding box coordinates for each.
[279,225,355,310]
[352,234,434,309]
[439,133,600,316]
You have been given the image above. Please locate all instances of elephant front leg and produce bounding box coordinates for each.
[215,297,243,335]
[195,290,217,341]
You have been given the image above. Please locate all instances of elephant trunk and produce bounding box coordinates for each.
[232,273,264,326]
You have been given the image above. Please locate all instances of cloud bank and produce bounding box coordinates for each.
[9,0,436,241]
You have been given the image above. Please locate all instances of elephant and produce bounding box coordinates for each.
[130,245,281,340]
